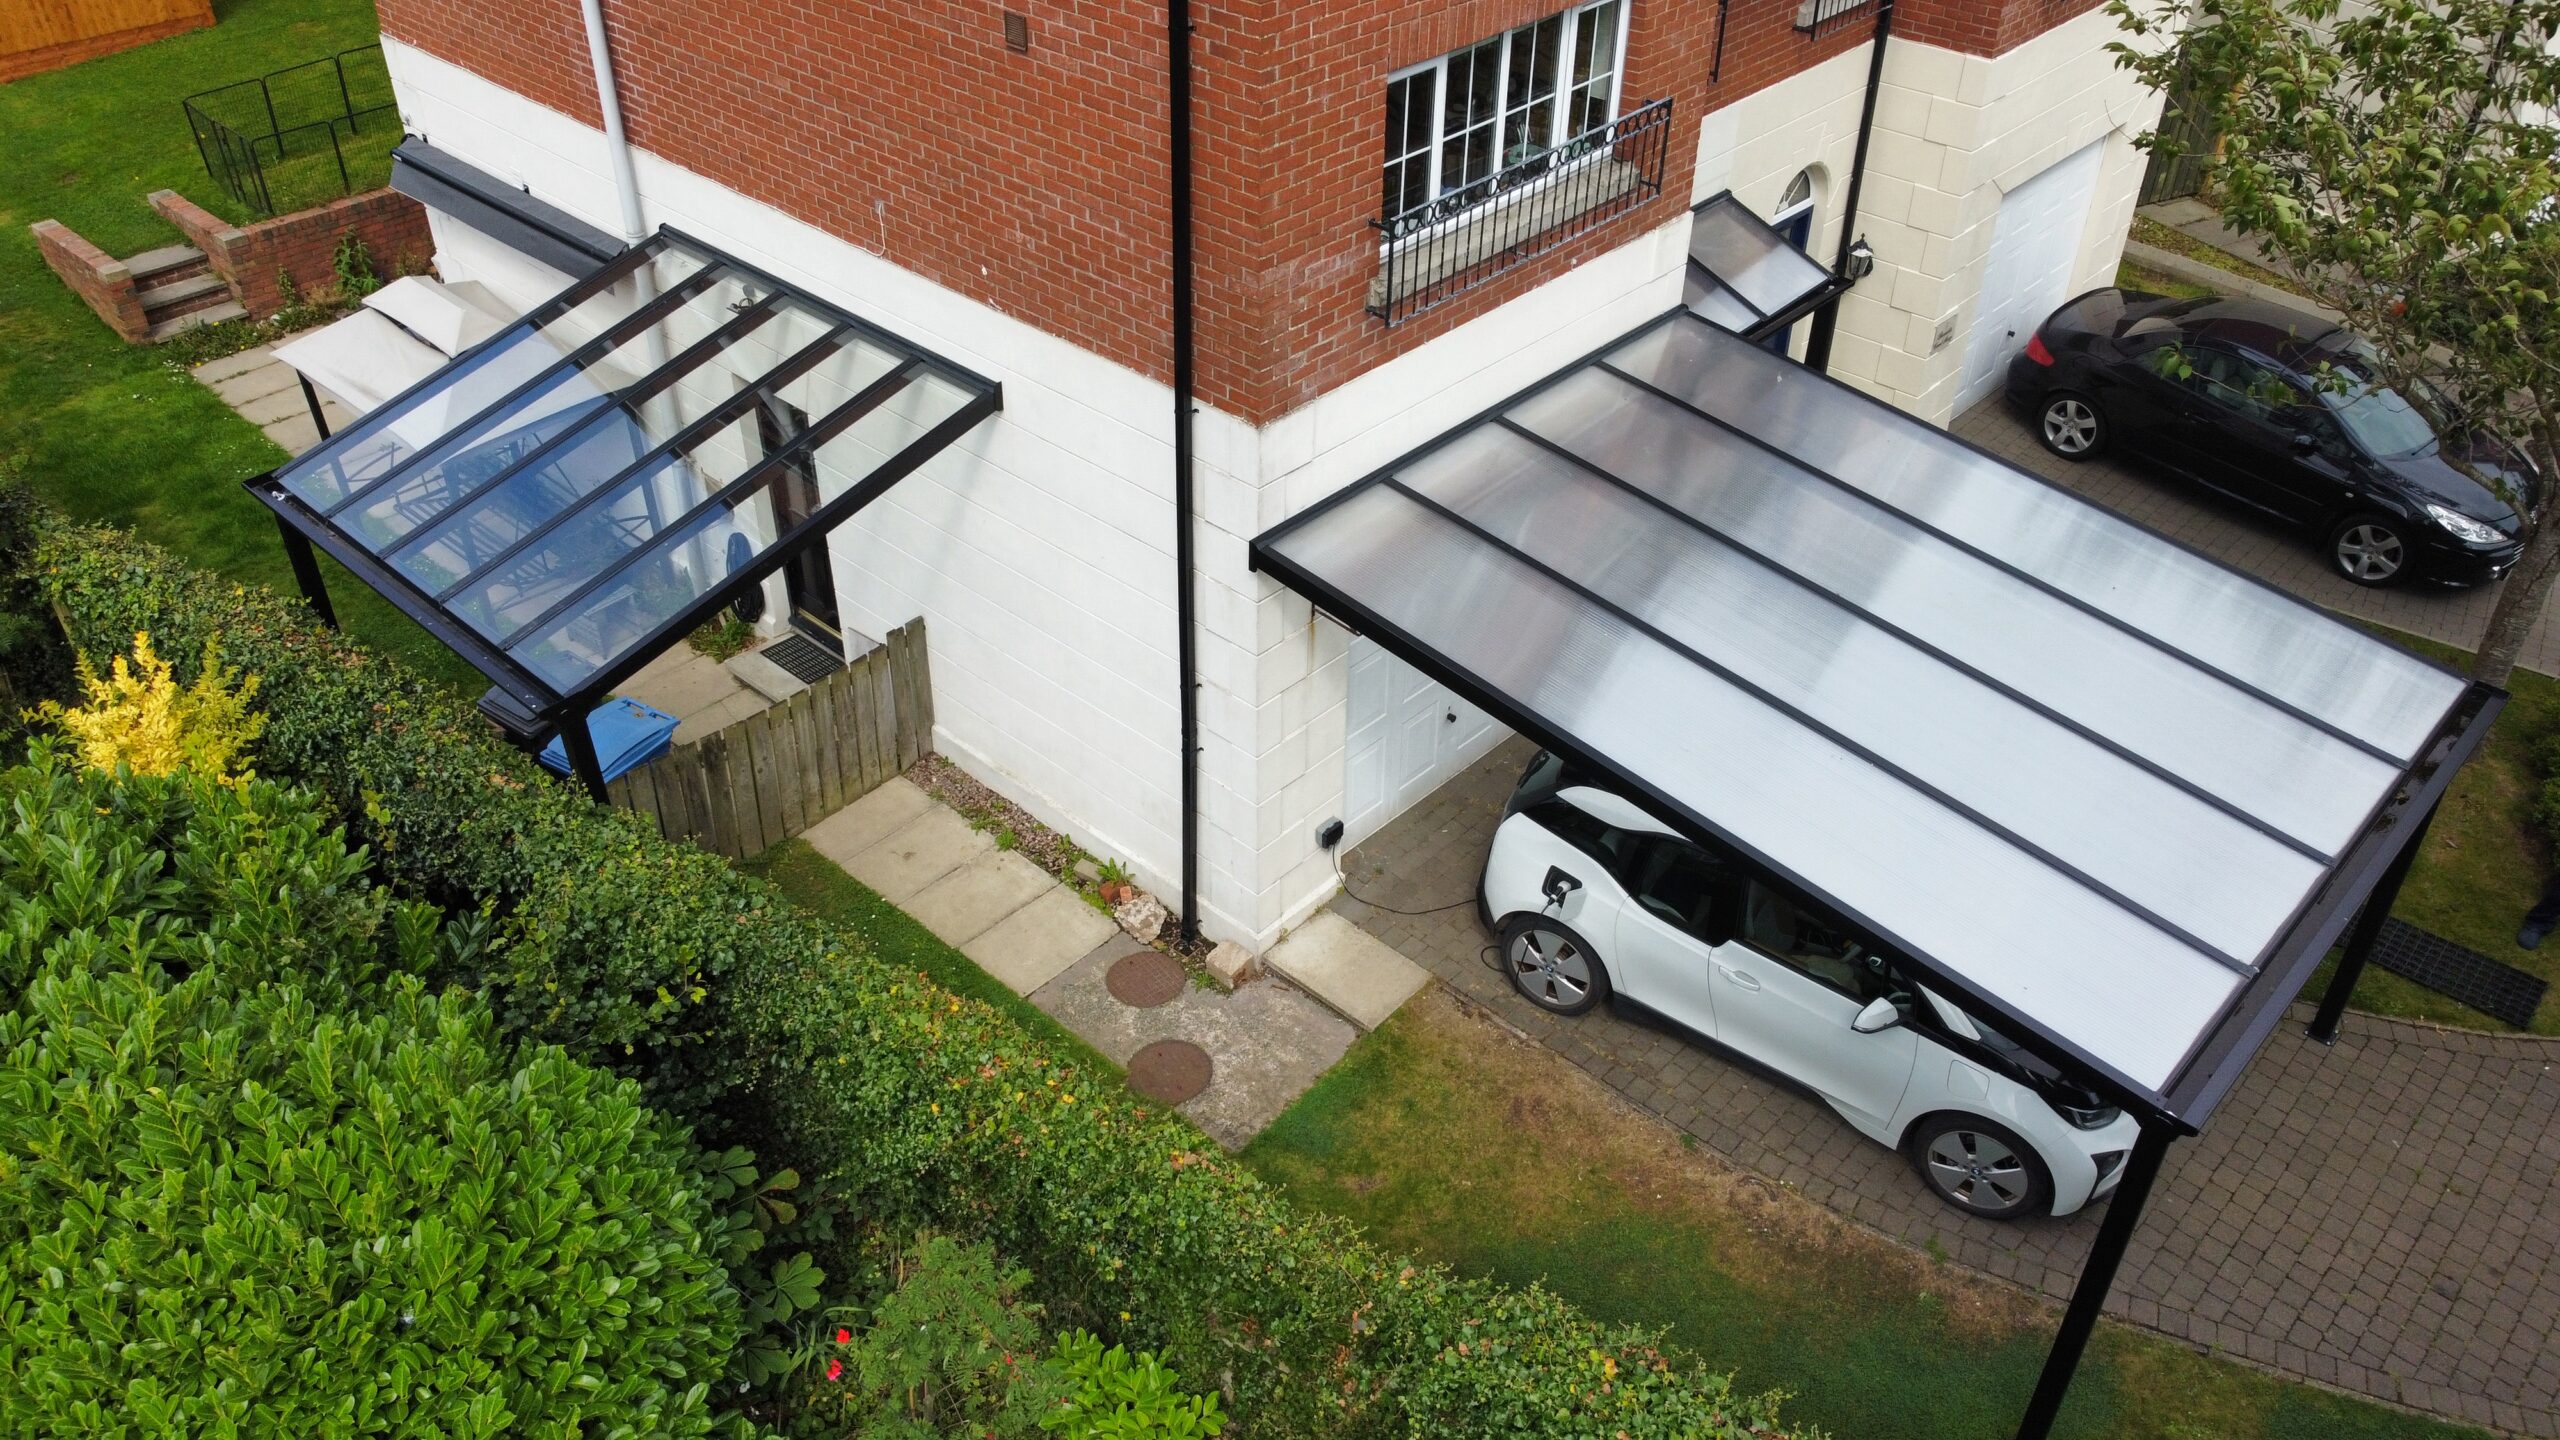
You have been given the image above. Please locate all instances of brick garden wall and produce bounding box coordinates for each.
[374,0,2104,423]
[28,220,150,342]
[151,187,433,318]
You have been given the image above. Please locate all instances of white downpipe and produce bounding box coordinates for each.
[579,0,647,244]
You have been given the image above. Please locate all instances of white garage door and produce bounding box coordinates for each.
[1342,636,1505,847]
[1957,139,2106,412]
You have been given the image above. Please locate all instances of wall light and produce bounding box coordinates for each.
[1844,236,1877,282]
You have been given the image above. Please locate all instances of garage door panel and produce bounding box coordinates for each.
[1958,139,2105,411]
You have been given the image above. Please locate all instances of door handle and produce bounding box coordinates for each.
[1716,963,1761,992]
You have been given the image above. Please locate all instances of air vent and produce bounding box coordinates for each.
[1002,9,1030,52]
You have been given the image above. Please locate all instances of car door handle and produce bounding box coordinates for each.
[1716,963,1761,992]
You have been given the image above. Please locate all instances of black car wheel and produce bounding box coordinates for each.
[2036,391,2107,460]
[1907,1113,2053,1221]
[2328,512,2411,587]
[1498,914,1610,1017]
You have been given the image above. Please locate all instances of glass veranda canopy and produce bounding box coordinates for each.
[249,230,1001,722]
[1684,191,1839,340]
[1252,309,2500,1128]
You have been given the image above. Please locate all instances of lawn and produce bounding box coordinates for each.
[1245,991,2495,1440]
[0,0,481,693]
[2323,626,2560,1033]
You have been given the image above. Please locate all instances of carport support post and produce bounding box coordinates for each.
[273,516,338,631]
[2310,798,2440,1045]
[2014,1120,2174,1440]
[297,375,332,441]
[558,701,610,805]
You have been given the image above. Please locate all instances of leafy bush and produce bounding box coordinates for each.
[1044,1331,1226,1439]
[2535,732,2560,848]
[0,753,743,1439]
[31,630,264,780]
[794,1232,1059,1440]
[26,515,1806,1439]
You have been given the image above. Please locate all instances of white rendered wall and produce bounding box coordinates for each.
[1697,10,2165,423]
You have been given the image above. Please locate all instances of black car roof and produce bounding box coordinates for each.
[2149,294,2348,366]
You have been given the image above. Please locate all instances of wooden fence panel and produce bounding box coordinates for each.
[606,620,934,859]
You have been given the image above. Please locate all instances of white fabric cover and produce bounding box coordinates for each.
[271,309,447,417]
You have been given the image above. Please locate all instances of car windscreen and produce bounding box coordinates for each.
[2325,383,2439,458]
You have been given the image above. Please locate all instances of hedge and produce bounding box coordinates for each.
[26,514,1811,1439]
[0,756,741,1439]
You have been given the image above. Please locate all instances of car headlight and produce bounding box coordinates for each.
[2054,1101,2121,1131]
[2425,503,2506,545]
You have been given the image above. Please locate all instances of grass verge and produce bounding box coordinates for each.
[742,836,1123,1082]
[0,0,480,693]
[2129,214,2313,301]
[1245,990,2494,1440]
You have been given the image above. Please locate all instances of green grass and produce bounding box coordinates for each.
[0,0,480,693]
[2326,625,2560,1033]
[741,837,1123,1082]
[2116,258,2217,301]
[1245,996,2494,1440]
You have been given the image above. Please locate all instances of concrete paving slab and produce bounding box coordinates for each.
[237,383,317,424]
[262,416,322,456]
[213,364,298,406]
[1264,911,1430,1030]
[191,346,274,384]
[802,778,932,864]
[672,692,766,744]
[840,806,992,903]
[905,850,1055,946]
[728,649,808,704]
[1030,942,1358,1150]
[963,886,1119,995]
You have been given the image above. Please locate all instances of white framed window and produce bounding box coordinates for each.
[1380,0,1630,229]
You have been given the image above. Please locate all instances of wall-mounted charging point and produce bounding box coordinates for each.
[1316,818,1345,850]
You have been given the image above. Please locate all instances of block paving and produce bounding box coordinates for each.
[1337,736,2560,1435]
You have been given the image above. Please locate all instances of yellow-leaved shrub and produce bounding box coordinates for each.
[34,631,264,781]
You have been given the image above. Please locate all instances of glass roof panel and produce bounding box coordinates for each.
[1507,366,2402,855]
[1264,482,2245,1090]
[1607,316,2467,759]
[1687,194,1831,319]
[1683,267,1763,332]
[250,232,999,715]
[1396,426,2328,961]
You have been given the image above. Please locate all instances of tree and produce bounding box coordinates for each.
[2108,0,2560,685]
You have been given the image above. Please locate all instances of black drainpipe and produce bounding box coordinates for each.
[1803,0,1895,373]
[1169,0,1201,947]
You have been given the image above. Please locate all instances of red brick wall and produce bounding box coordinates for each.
[378,0,2106,423]
[152,188,435,318]
[28,220,150,342]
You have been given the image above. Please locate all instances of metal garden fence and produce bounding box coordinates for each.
[182,45,397,217]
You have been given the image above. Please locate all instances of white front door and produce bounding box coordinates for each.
[1956,138,2106,412]
[1342,636,1503,846]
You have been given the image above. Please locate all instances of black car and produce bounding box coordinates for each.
[2004,289,2536,587]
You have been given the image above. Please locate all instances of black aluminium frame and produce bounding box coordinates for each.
[248,227,1002,797]
[1249,301,2505,1438]
[1687,189,1850,346]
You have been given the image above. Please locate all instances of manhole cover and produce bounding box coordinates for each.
[1105,950,1186,1008]
[1127,1039,1212,1105]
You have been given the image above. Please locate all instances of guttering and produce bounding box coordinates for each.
[579,0,647,243]
[1803,0,1895,372]
[1168,0,1201,946]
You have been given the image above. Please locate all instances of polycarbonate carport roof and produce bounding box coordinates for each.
[1684,191,1839,339]
[1252,308,2502,1128]
[248,230,1000,724]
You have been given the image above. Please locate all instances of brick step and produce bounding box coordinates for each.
[139,272,232,320]
[125,242,208,286]
[147,300,246,343]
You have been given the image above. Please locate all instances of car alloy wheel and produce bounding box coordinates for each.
[1500,916,1606,1016]
[2039,394,2102,458]
[2330,515,2408,587]
[1908,1114,2050,1220]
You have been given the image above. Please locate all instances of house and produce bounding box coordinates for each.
[341,0,2167,953]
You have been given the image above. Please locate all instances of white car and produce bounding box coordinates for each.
[1479,751,2142,1219]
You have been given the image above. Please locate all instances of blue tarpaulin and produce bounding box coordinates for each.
[539,695,680,782]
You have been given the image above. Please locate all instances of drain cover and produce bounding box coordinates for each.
[1105,950,1186,1008]
[1127,1039,1212,1105]
[761,632,846,684]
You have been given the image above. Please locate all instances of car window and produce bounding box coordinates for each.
[1525,799,1640,884]
[2176,347,2301,424]
[1739,880,1905,1005]
[2323,383,2438,458]
[1624,837,1726,941]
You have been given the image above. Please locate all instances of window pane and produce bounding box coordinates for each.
[1567,0,1621,133]
[1441,38,1502,194]
[1501,16,1562,163]
[1743,881,1887,1002]
[1629,839,1724,939]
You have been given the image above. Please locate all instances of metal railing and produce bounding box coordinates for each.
[1795,0,1877,37]
[1369,97,1672,327]
[183,46,397,217]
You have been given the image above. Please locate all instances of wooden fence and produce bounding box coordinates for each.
[606,620,932,859]
[2,0,213,81]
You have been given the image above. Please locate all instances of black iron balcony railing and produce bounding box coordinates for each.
[1368,97,1673,327]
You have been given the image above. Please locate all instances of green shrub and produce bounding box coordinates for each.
[1044,1330,1226,1439]
[25,515,1806,1439]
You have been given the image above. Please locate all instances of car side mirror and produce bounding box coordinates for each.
[2292,431,2318,455]
[1851,996,1902,1034]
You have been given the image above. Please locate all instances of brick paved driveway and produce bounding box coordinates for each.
[1951,399,2559,678]
[1334,737,2560,1435]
